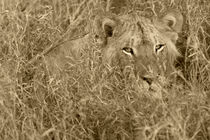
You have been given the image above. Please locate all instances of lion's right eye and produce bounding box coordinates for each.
[122,47,134,56]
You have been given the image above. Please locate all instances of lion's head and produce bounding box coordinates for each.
[97,11,183,85]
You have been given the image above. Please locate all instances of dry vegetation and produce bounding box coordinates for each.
[0,0,210,140]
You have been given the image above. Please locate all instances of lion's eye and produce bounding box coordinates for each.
[155,44,165,54]
[122,47,134,56]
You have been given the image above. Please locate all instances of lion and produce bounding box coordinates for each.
[98,11,183,85]
[44,11,183,86]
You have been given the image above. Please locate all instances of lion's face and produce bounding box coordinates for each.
[99,12,183,84]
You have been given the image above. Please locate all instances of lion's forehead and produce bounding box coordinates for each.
[114,17,165,47]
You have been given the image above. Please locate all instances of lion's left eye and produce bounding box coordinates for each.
[122,47,134,56]
[155,44,165,54]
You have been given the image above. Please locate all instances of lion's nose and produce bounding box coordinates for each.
[142,75,154,85]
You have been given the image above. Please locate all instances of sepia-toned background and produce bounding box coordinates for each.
[0,0,209,139]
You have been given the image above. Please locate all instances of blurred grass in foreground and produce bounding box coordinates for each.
[0,0,209,139]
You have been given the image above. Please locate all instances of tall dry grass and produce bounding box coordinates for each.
[0,0,209,140]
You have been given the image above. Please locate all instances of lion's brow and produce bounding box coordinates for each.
[136,20,153,44]
[136,21,145,35]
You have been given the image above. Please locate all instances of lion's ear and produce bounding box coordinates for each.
[161,10,183,33]
[102,18,116,37]
[93,15,117,46]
